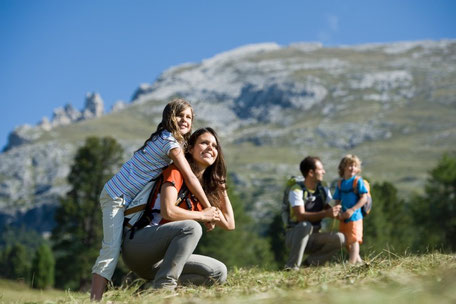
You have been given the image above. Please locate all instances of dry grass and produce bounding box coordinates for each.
[1,252,454,303]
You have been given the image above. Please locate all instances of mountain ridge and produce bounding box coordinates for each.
[1,39,455,231]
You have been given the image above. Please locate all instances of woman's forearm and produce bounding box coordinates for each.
[160,184,204,221]
[216,191,235,230]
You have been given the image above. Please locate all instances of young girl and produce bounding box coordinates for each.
[121,127,235,289]
[90,99,214,300]
[333,154,368,265]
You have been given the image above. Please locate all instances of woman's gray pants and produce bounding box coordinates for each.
[122,220,227,289]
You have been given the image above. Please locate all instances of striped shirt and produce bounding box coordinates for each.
[104,130,181,206]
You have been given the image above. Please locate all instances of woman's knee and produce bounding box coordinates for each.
[212,261,227,284]
[180,220,203,239]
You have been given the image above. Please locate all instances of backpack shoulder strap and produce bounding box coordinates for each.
[353,176,361,194]
[127,174,164,239]
[316,182,327,202]
[337,179,342,190]
[296,180,305,192]
[175,182,191,209]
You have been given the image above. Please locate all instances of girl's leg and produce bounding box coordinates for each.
[91,189,125,300]
[122,220,202,289]
[178,254,227,286]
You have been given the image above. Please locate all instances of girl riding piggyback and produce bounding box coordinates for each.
[90,98,214,301]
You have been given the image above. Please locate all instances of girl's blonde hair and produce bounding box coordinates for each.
[136,98,194,152]
[338,154,362,177]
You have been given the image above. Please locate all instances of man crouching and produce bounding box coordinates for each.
[284,156,345,270]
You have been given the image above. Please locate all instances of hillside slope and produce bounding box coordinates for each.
[1,40,455,230]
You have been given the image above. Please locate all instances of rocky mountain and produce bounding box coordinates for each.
[1,40,455,232]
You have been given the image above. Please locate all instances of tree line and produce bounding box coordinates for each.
[0,137,455,290]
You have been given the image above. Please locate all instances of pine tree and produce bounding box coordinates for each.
[196,179,274,268]
[267,212,288,268]
[411,152,456,252]
[30,244,55,289]
[51,136,124,290]
[4,243,30,281]
[363,181,414,254]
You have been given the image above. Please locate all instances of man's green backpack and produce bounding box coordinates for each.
[281,176,327,228]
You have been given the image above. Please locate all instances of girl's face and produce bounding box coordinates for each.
[190,132,218,170]
[176,107,193,135]
[344,162,359,179]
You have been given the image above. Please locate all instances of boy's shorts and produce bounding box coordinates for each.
[339,219,363,246]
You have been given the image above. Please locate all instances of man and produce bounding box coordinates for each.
[284,156,345,270]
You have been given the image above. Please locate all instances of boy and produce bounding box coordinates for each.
[333,154,368,264]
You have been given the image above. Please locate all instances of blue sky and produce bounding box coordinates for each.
[1,0,455,150]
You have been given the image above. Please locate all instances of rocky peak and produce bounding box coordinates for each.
[4,92,105,151]
[81,92,104,119]
[111,100,126,112]
[52,103,81,126]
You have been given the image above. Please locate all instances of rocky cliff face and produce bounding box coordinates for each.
[1,40,455,232]
[4,92,104,152]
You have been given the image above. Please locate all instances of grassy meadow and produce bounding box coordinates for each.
[1,253,454,304]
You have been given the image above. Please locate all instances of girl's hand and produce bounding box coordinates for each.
[201,207,221,222]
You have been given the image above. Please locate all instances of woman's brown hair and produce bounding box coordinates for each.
[185,127,227,207]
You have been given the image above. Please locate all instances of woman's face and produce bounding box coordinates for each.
[190,132,218,169]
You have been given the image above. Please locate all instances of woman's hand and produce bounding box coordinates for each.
[161,182,219,223]
[200,207,221,222]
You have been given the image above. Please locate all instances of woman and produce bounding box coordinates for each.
[121,127,235,289]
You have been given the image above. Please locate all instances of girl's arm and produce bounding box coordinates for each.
[169,147,212,208]
[160,182,220,222]
[214,189,235,230]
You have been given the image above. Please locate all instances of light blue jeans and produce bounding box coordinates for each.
[92,188,125,280]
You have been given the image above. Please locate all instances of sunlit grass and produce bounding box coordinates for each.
[1,253,454,303]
